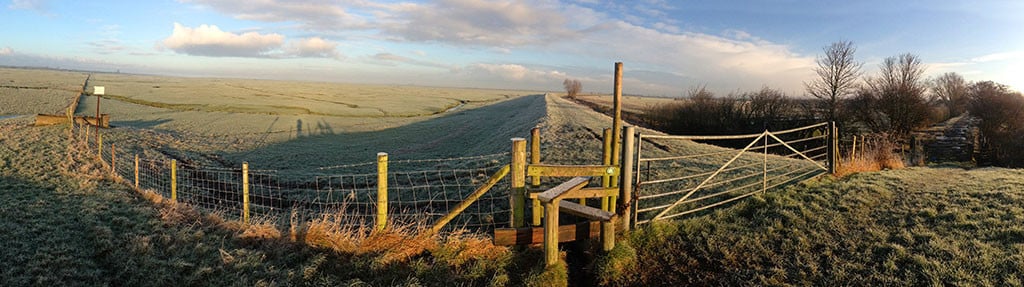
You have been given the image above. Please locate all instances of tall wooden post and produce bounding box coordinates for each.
[511,138,527,228]
[242,162,250,225]
[610,62,623,189]
[619,126,635,231]
[170,159,177,202]
[601,128,612,211]
[134,154,139,189]
[376,152,388,231]
[530,129,543,226]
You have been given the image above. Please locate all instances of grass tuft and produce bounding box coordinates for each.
[837,138,905,177]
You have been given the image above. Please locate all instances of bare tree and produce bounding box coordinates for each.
[861,53,932,135]
[805,41,862,122]
[931,72,969,116]
[563,78,582,98]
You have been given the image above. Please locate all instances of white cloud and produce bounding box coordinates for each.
[153,1,818,94]
[465,63,566,82]
[162,23,284,57]
[383,0,574,47]
[287,37,342,59]
[182,0,370,30]
[8,0,48,12]
[372,53,453,70]
[0,47,13,56]
[970,51,1024,63]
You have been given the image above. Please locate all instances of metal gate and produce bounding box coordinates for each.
[633,122,832,225]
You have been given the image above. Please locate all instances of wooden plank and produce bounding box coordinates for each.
[429,165,510,234]
[493,221,602,246]
[527,187,617,199]
[527,164,619,177]
[537,177,589,203]
[559,200,614,221]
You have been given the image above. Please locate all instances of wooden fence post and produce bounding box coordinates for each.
[543,199,559,266]
[828,121,838,175]
[511,138,527,228]
[98,133,103,158]
[376,152,388,232]
[170,159,177,202]
[110,144,116,173]
[134,154,139,189]
[602,128,612,212]
[530,128,542,226]
[242,162,250,225]
[602,217,615,252]
[619,126,635,231]
[851,134,858,161]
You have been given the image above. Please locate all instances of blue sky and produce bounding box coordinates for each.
[1,0,1021,96]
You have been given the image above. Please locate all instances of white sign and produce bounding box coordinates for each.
[94,86,105,95]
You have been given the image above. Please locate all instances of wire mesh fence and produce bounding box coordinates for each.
[94,138,512,233]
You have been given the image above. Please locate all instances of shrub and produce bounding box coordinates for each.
[968,81,1024,167]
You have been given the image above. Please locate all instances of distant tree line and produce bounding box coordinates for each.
[643,40,1024,167]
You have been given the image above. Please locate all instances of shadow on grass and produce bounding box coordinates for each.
[223,94,548,172]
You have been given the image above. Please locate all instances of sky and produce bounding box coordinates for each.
[1,0,1021,97]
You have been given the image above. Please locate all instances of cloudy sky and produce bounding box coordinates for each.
[1,0,1021,96]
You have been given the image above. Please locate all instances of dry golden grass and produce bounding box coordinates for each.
[836,138,905,177]
[296,211,508,266]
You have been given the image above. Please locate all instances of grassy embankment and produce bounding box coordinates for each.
[0,116,562,286]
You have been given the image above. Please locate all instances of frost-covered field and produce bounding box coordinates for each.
[0,68,87,115]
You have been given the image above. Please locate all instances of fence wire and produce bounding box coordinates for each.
[94,138,512,233]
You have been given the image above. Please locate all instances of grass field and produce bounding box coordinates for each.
[597,167,1024,286]
[0,68,87,115]
[4,67,1024,285]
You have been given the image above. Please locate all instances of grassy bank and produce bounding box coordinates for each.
[0,120,555,286]
[597,167,1024,286]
